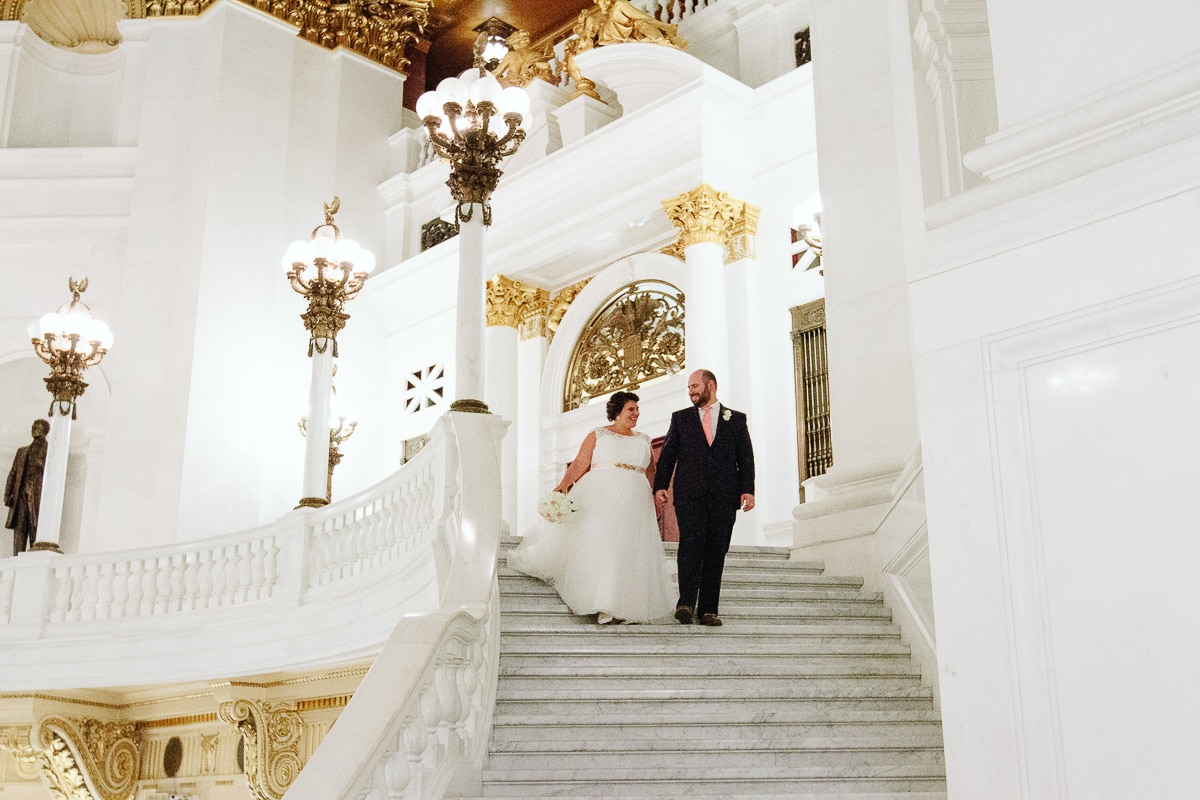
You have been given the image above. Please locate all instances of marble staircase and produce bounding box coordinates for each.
[468,539,947,799]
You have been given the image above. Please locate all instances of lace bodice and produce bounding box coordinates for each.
[592,427,651,470]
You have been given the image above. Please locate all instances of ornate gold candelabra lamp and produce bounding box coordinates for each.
[415,69,529,226]
[284,198,374,508]
[416,70,528,414]
[282,197,376,357]
[29,277,113,420]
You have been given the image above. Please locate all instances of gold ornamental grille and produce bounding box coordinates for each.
[791,299,832,500]
[562,280,685,412]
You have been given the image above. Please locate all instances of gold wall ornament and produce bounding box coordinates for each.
[486,274,548,333]
[19,0,124,52]
[33,717,140,800]
[217,699,303,800]
[562,280,684,411]
[545,278,591,344]
[661,183,760,265]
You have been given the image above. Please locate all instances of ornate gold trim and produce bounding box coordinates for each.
[34,717,140,800]
[217,700,303,800]
[139,714,220,730]
[486,274,550,337]
[661,183,760,265]
[546,278,591,344]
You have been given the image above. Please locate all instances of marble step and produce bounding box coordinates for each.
[500,623,903,641]
[501,539,796,561]
[501,611,895,630]
[501,632,912,657]
[498,566,861,588]
[491,707,943,731]
[499,654,923,678]
[490,730,945,753]
[477,764,948,796]
[502,592,891,616]
[461,794,947,800]
[495,675,925,700]
[494,696,936,716]
[487,743,944,771]
[491,719,944,745]
[500,581,881,604]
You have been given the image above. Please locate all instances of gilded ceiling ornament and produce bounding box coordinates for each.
[563,280,685,411]
[19,0,124,52]
[218,699,303,800]
[493,29,556,88]
[32,717,139,800]
[545,278,591,344]
[661,183,760,265]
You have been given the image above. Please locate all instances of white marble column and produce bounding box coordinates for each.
[31,409,71,553]
[453,206,488,412]
[662,184,759,394]
[299,345,334,507]
[485,276,521,531]
[793,0,923,540]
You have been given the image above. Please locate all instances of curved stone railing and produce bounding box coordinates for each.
[0,412,504,695]
[283,412,507,800]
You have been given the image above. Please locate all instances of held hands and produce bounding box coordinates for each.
[654,489,669,508]
[740,493,755,512]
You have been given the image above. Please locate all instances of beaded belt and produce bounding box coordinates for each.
[595,461,645,474]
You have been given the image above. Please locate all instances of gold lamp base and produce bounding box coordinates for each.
[449,399,491,414]
[295,497,330,509]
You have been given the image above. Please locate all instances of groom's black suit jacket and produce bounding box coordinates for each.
[654,405,755,509]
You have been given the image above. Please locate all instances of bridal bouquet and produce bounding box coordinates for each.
[537,490,574,524]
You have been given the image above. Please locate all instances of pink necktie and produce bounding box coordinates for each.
[702,405,714,445]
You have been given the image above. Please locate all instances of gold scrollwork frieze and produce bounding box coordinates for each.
[217,699,303,800]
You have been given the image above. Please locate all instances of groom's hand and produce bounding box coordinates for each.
[654,489,669,507]
[739,493,755,512]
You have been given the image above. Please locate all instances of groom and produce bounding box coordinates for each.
[654,369,755,627]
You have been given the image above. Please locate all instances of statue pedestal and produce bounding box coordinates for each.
[554,94,619,149]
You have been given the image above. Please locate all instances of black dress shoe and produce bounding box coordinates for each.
[698,613,722,627]
[674,605,693,625]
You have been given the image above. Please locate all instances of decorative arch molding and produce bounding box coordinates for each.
[32,716,140,800]
[540,251,686,419]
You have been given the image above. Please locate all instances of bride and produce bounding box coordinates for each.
[507,391,676,624]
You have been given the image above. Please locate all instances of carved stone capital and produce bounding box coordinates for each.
[32,716,139,800]
[661,183,759,264]
[218,699,303,800]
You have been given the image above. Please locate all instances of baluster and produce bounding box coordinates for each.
[209,548,228,606]
[249,539,266,599]
[139,557,158,615]
[48,568,71,622]
[382,748,411,798]
[79,563,100,621]
[95,562,116,620]
[419,682,444,763]
[153,557,171,613]
[402,715,428,796]
[262,538,279,595]
[182,551,199,610]
[437,661,465,756]
[0,571,13,623]
[196,549,215,608]
[236,542,253,603]
[168,553,186,611]
[66,566,86,622]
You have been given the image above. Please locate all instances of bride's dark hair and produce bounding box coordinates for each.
[606,391,640,421]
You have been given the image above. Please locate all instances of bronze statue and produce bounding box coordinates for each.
[4,419,50,556]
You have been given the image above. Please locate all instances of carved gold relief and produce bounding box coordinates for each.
[661,183,760,264]
[19,0,124,52]
[563,280,684,411]
[33,717,139,800]
[546,278,591,344]
[493,29,556,88]
[485,274,548,334]
[562,0,686,102]
[218,699,303,800]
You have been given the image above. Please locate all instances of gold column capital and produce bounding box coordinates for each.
[486,275,549,339]
[661,183,759,264]
[218,699,303,800]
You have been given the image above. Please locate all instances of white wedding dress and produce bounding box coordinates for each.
[507,427,676,622]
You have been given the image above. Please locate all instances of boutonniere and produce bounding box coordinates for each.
[722,409,732,422]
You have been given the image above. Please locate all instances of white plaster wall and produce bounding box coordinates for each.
[986,0,1200,130]
[912,182,1200,796]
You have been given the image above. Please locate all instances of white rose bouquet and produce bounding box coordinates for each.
[537,490,574,524]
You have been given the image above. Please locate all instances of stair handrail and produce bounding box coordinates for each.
[282,412,509,800]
